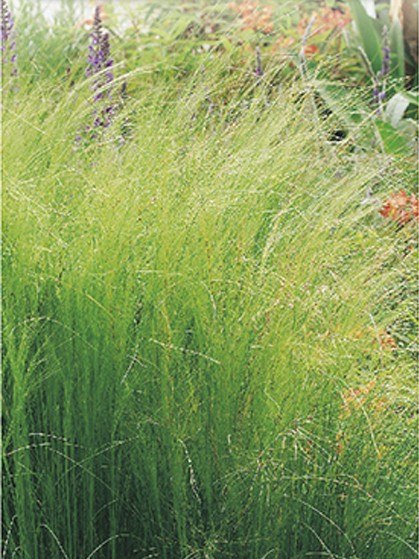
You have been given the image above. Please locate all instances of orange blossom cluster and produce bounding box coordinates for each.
[379,190,419,225]
[228,1,274,34]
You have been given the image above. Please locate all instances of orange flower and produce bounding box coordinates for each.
[410,194,419,218]
[273,35,296,52]
[297,5,351,37]
[340,380,376,414]
[338,380,391,455]
[316,5,351,31]
[379,190,418,225]
[273,4,350,55]
[273,37,319,56]
[335,430,345,454]
[303,44,319,56]
[375,330,397,351]
[229,1,274,34]
[379,189,409,218]
[348,326,397,351]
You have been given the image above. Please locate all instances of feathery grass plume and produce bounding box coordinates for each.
[4,79,417,557]
[1,0,17,77]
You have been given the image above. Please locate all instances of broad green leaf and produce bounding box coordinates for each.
[376,120,409,154]
[389,17,405,80]
[397,119,418,142]
[402,90,419,107]
[360,0,376,17]
[385,92,410,128]
[349,0,383,74]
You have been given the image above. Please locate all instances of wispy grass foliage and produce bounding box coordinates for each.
[2,8,418,559]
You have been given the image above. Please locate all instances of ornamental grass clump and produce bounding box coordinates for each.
[1,0,17,78]
[3,74,417,557]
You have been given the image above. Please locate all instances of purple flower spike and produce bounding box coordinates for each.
[372,25,391,112]
[1,0,13,48]
[77,4,117,144]
[254,46,263,80]
[381,26,390,77]
[1,0,18,79]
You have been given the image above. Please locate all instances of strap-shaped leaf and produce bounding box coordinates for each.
[349,0,383,74]
[385,92,410,127]
[402,90,419,107]
[390,17,405,80]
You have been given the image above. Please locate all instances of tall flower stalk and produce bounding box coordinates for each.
[1,0,17,78]
[78,5,115,142]
[373,25,390,112]
[254,46,263,82]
